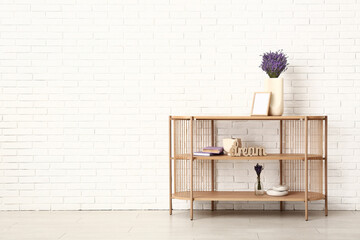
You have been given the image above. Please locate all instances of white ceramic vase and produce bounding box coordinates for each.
[264,78,284,116]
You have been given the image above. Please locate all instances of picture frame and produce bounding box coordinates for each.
[251,92,271,116]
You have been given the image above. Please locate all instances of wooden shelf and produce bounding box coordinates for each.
[170,116,326,121]
[173,153,323,161]
[169,115,328,220]
[173,191,325,202]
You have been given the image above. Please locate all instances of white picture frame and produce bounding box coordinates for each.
[251,92,271,116]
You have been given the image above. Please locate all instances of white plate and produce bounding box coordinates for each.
[272,185,289,192]
[266,189,289,196]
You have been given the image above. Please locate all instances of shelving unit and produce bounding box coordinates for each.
[169,116,328,221]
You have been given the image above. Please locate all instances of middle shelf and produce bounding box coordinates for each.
[173,153,324,161]
[172,191,325,202]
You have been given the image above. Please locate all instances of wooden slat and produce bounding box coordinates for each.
[172,191,325,202]
[170,116,192,120]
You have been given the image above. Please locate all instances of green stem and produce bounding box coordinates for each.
[257,176,261,190]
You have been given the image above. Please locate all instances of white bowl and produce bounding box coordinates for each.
[266,189,289,196]
[272,185,289,192]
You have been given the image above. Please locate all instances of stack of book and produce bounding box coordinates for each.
[194,146,224,156]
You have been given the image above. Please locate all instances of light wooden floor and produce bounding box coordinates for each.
[0,210,359,240]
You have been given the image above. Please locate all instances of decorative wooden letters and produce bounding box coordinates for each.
[229,141,267,157]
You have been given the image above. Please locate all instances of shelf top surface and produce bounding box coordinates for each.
[172,191,325,202]
[170,115,326,120]
[174,153,323,160]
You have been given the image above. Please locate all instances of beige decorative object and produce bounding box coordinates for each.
[229,141,267,157]
[264,78,284,116]
[222,138,241,155]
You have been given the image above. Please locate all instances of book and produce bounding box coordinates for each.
[193,151,215,156]
[202,146,224,154]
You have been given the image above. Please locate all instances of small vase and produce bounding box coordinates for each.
[254,177,264,196]
[264,78,284,116]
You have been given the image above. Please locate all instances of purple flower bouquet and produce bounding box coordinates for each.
[260,50,289,78]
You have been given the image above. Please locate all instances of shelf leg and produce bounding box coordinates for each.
[169,116,172,215]
[211,120,215,211]
[211,159,215,211]
[190,117,194,220]
[325,197,328,216]
[279,159,283,211]
[190,158,194,220]
[169,201,172,215]
[305,117,309,221]
[169,197,172,215]
[325,116,328,216]
[190,157,194,220]
[190,199,193,220]
[279,120,283,211]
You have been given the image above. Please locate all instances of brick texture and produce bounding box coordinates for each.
[0,0,360,210]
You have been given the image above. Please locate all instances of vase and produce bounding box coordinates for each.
[264,78,284,116]
[223,138,241,155]
[254,177,264,196]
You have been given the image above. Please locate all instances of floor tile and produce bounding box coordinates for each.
[0,210,358,240]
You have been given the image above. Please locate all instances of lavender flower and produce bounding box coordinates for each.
[254,163,263,177]
[260,50,289,78]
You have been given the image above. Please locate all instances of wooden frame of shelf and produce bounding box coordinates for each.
[173,153,324,161]
[169,115,328,221]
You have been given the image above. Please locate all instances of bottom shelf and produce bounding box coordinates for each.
[173,191,325,202]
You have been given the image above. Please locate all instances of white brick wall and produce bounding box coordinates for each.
[0,0,360,210]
